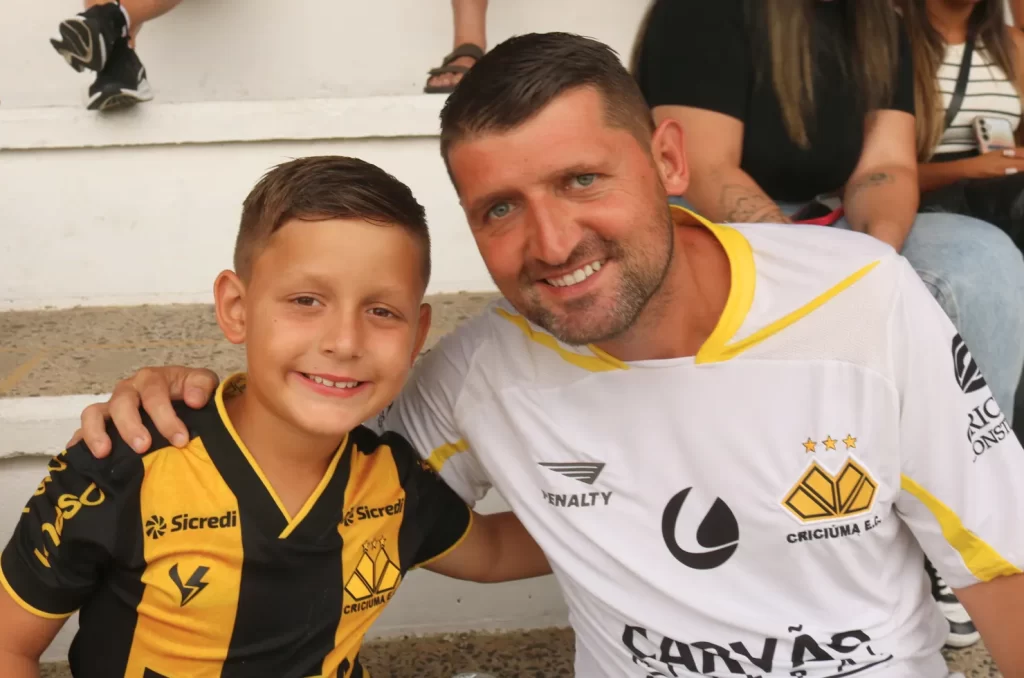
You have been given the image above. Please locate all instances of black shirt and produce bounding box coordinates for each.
[634,0,915,202]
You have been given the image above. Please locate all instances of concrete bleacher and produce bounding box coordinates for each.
[0,0,1009,674]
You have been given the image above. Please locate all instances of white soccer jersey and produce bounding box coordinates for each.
[384,207,1024,677]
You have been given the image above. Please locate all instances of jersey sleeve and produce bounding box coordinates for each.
[890,258,1024,589]
[633,0,751,120]
[384,322,493,506]
[383,432,473,569]
[1,443,123,618]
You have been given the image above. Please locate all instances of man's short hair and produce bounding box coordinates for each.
[235,156,430,286]
[439,32,656,177]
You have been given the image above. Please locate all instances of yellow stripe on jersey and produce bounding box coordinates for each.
[670,205,758,362]
[901,474,1023,582]
[425,438,469,473]
[125,442,244,675]
[324,440,407,676]
[669,205,882,365]
[0,564,74,620]
[697,260,880,364]
[495,308,629,372]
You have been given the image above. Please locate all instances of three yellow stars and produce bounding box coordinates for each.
[803,434,857,453]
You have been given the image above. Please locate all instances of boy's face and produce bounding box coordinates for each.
[215,218,430,439]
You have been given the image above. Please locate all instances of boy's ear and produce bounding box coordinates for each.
[411,303,432,364]
[214,270,247,345]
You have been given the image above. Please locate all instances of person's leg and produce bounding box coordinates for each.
[425,0,488,92]
[84,0,184,46]
[896,213,1024,423]
[50,0,176,110]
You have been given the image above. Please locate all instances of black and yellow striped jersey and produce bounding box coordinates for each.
[0,377,472,677]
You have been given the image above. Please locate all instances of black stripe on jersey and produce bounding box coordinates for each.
[69,415,175,677]
[199,407,290,538]
[385,431,472,571]
[202,415,353,677]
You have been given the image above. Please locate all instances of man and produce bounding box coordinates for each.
[71,33,1024,677]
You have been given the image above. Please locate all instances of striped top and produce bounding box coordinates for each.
[934,39,1021,155]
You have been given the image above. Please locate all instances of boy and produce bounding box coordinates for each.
[0,156,550,677]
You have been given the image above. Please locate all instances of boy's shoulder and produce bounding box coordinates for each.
[63,401,216,492]
[348,424,417,458]
[347,425,433,476]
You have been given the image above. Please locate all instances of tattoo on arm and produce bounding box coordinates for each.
[844,172,894,204]
[719,184,790,223]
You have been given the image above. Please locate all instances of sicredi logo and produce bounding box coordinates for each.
[145,511,238,538]
[343,498,405,526]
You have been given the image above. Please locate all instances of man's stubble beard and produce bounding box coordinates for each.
[521,208,675,346]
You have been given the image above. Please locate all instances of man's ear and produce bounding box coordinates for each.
[650,117,690,197]
[214,270,247,345]
[411,303,433,364]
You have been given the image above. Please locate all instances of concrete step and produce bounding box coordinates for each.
[0,293,497,398]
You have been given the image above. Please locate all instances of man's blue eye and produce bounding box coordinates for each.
[489,203,512,219]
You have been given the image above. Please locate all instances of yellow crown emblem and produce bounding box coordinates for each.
[783,457,877,523]
[345,538,401,601]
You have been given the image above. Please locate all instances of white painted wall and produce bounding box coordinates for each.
[3,0,645,109]
[1,133,493,309]
[0,0,649,310]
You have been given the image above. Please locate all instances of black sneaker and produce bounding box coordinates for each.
[925,558,980,648]
[86,39,153,111]
[50,2,127,74]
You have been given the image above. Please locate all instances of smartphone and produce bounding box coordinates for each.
[973,116,1016,153]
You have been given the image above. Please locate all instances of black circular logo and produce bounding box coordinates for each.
[661,488,739,570]
[145,515,167,539]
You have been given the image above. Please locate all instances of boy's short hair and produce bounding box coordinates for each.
[235,156,431,286]
[438,32,655,182]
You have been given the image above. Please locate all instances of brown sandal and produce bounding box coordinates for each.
[424,43,484,94]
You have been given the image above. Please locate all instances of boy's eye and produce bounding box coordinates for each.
[487,202,512,220]
[573,173,597,188]
[293,296,321,307]
[369,307,396,319]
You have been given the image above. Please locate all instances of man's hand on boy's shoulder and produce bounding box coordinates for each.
[71,366,220,459]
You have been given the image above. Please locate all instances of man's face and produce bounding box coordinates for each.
[448,88,681,345]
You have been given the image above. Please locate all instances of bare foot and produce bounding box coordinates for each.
[426,55,477,90]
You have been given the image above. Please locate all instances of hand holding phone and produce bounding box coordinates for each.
[973,116,1016,153]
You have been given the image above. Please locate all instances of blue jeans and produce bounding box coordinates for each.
[670,197,1024,423]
